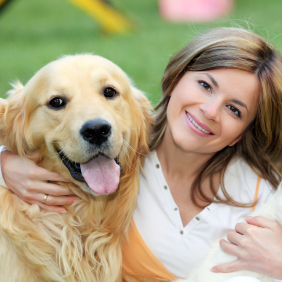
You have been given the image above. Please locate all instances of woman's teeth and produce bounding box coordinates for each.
[187,113,212,135]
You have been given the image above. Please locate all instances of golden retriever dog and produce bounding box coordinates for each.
[0,54,152,282]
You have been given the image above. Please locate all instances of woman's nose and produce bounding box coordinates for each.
[199,100,220,122]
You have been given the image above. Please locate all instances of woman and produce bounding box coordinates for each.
[1,27,282,281]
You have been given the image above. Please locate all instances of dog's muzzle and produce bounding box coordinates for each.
[56,119,124,195]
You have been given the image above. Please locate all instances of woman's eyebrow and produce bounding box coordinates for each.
[203,73,219,88]
[232,99,249,114]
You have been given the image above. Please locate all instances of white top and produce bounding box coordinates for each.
[133,150,275,279]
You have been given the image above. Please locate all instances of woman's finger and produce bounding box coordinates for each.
[38,194,79,206]
[227,230,242,246]
[29,181,77,196]
[26,195,79,212]
[219,239,241,257]
[28,200,68,213]
[25,164,70,183]
[37,169,71,183]
[245,216,282,232]
[234,222,250,235]
[211,260,243,273]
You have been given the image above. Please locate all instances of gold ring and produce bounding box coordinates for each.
[42,194,48,204]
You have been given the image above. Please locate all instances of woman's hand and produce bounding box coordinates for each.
[211,216,282,279]
[1,151,80,213]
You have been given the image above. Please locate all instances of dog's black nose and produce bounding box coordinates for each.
[80,119,112,146]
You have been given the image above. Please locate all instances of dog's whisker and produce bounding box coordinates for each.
[122,142,141,170]
[120,143,138,171]
[49,141,69,159]
[124,158,138,171]
[122,140,147,157]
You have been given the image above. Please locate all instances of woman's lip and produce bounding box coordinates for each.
[186,112,214,135]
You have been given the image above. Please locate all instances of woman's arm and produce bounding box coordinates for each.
[211,216,282,280]
[0,149,79,212]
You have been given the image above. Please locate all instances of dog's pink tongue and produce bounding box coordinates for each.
[80,155,120,194]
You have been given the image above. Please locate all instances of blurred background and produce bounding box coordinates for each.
[0,0,282,104]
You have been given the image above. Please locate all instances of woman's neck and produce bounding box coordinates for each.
[156,129,214,181]
[156,129,220,226]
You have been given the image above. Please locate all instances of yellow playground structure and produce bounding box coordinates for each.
[67,0,132,33]
[0,0,12,12]
[0,0,132,34]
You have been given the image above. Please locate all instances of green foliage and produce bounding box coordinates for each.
[1,0,282,105]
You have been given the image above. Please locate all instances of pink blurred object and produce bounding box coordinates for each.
[159,0,234,22]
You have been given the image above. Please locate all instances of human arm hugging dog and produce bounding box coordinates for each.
[212,215,282,279]
[176,187,282,282]
[0,148,79,212]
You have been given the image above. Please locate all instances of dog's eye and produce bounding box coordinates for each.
[103,87,118,98]
[48,97,66,109]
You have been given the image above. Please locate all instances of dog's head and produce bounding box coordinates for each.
[0,54,152,196]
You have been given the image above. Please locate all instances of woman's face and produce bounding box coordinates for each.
[166,68,260,155]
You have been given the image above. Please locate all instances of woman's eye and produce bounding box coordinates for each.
[103,87,118,98]
[199,80,212,92]
[227,105,241,118]
[48,97,67,109]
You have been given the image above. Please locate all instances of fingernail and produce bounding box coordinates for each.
[59,209,67,213]
[244,216,252,221]
[210,267,219,273]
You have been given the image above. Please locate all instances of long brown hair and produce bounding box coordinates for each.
[151,27,282,207]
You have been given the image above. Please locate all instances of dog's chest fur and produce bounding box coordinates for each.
[0,183,123,282]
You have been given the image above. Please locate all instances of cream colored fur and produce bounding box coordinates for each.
[0,54,152,282]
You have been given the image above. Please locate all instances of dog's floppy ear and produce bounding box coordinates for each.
[0,81,33,156]
[130,87,153,155]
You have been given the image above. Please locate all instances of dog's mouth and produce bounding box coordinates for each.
[57,150,122,194]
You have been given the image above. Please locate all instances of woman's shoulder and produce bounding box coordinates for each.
[226,157,257,178]
[223,156,274,203]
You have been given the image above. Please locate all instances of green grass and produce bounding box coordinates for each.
[1,0,282,104]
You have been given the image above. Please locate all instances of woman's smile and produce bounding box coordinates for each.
[185,111,214,136]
